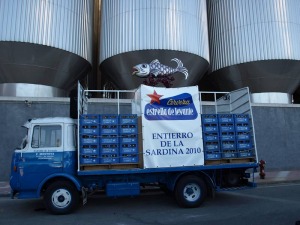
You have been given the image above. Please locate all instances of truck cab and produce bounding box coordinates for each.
[10,117,78,199]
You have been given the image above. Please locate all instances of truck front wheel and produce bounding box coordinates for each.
[175,175,207,208]
[44,181,79,215]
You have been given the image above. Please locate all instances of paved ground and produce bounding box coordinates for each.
[1,170,300,197]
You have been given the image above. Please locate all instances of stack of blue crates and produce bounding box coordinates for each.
[218,114,237,159]
[99,115,119,164]
[80,114,100,164]
[79,114,139,165]
[201,113,255,160]
[234,114,253,158]
[119,114,139,163]
[201,114,221,160]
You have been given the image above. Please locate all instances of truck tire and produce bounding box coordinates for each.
[44,181,79,215]
[175,175,207,208]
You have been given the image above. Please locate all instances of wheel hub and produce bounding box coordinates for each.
[52,189,71,208]
[58,195,65,202]
[183,183,201,202]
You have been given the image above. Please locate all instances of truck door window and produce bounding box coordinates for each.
[31,125,62,148]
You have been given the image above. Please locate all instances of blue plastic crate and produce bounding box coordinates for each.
[203,133,219,142]
[235,123,250,132]
[100,125,119,134]
[120,124,138,134]
[99,114,118,125]
[80,114,99,125]
[219,124,235,132]
[222,151,238,159]
[236,132,251,140]
[80,134,99,144]
[99,154,119,164]
[238,151,253,158]
[120,154,139,163]
[221,141,236,151]
[205,152,222,160]
[119,114,138,124]
[80,125,99,134]
[202,124,218,133]
[237,140,253,150]
[80,155,99,164]
[201,114,218,124]
[220,132,235,141]
[100,144,119,154]
[120,134,138,144]
[234,114,250,123]
[203,142,220,152]
[80,144,99,155]
[218,114,234,123]
[100,134,118,144]
[120,143,138,154]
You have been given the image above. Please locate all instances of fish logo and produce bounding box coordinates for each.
[132,58,189,80]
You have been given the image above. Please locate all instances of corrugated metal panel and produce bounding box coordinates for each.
[208,0,300,71]
[99,0,209,63]
[0,0,93,63]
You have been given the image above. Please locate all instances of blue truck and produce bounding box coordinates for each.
[10,83,258,214]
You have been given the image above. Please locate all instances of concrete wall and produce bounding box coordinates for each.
[1,98,299,181]
[252,104,300,171]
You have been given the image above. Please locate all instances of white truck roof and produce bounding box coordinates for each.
[23,117,76,128]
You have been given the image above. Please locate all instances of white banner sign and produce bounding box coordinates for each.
[140,85,204,168]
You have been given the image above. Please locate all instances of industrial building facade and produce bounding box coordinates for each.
[0,0,299,103]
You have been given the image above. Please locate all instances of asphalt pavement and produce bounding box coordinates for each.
[1,170,300,197]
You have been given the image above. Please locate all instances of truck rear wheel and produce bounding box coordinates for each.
[44,181,79,215]
[175,175,207,208]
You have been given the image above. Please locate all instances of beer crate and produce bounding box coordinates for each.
[120,143,138,154]
[120,134,138,144]
[80,114,99,125]
[80,125,99,135]
[201,114,218,124]
[99,114,118,125]
[80,144,99,155]
[100,144,119,154]
[100,124,118,134]
[80,134,99,145]
[99,154,119,164]
[80,154,99,164]
[119,154,139,163]
[218,114,234,123]
[234,114,250,123]
[119,124,138,134]
[100,134,118,144]
[119,114,137,124]
[203,132,219,142]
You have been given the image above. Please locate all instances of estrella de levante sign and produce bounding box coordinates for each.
[144,90,198,121]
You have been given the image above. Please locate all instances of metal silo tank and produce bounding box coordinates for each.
[99,0,209,89]
[0,0,93,97]
[207,0,300,103]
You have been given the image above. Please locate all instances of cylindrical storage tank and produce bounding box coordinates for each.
[207,0,300,103]
[0,0,93,97]
[99,0,209,89]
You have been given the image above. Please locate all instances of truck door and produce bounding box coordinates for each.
[18,124,64,192]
